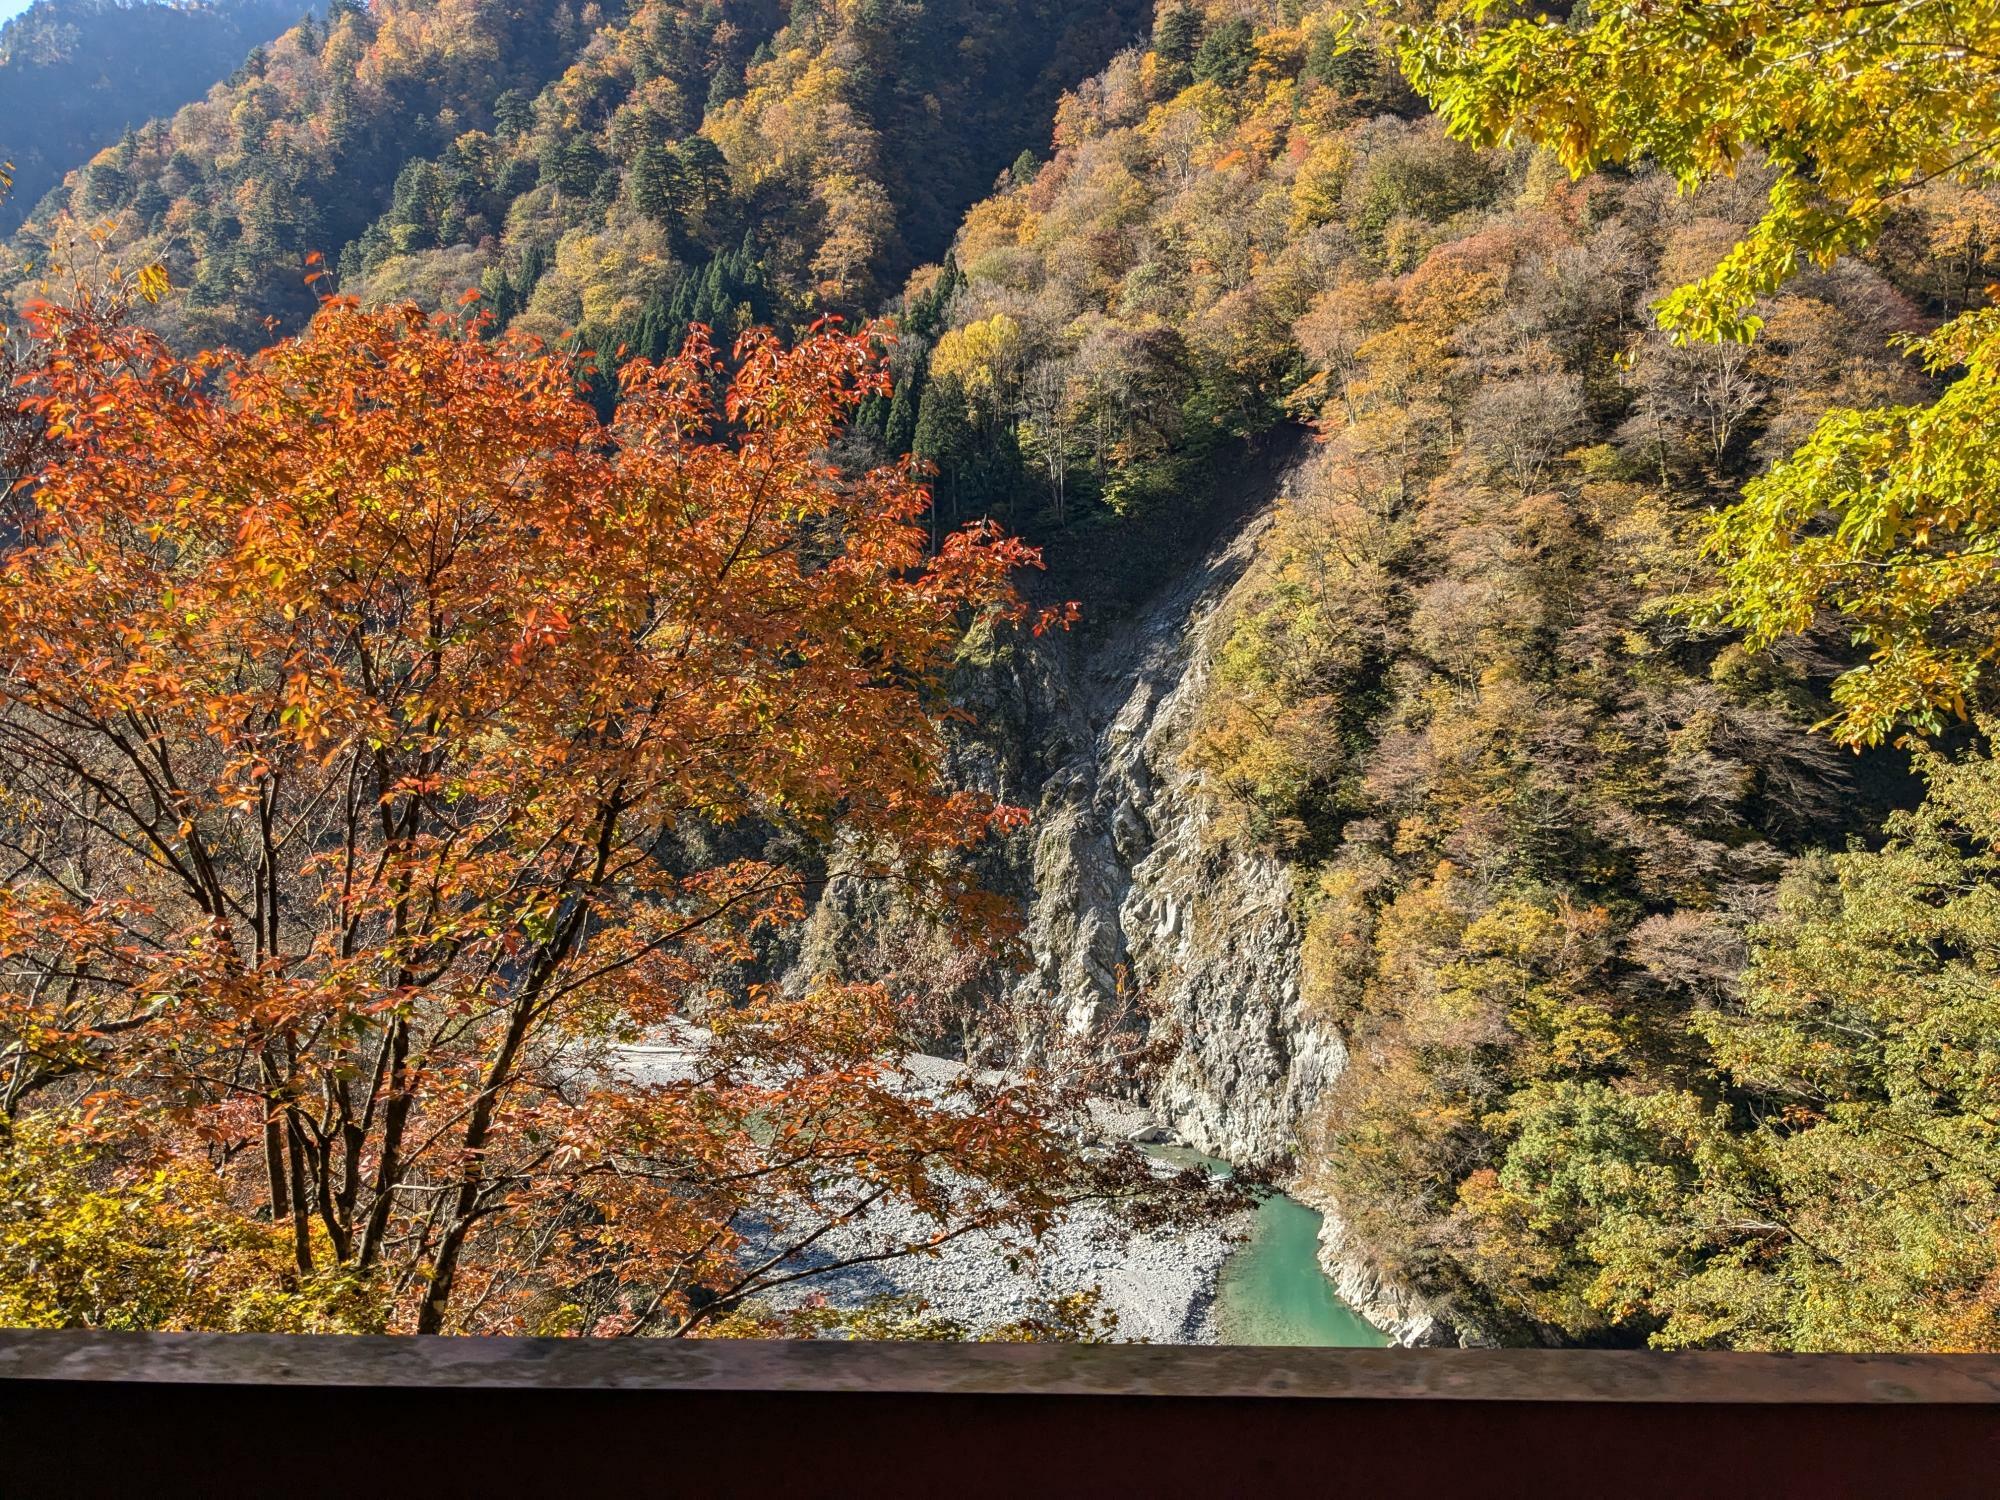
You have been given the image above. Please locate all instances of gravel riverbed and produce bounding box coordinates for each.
[615,1042,1247,1342]
[746,1180,1242,1343]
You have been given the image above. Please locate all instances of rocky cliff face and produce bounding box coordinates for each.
[802,448,1338,1162]
[1310,1201,1455,1347]
[995,497,1342,1166]
[799,442,1447,1341]
[990,462,1455,1344]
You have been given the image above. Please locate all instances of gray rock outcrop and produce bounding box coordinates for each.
[1310,1200,1455,1347]
[793,441,1439,1342]
[1002,497,1341,1166]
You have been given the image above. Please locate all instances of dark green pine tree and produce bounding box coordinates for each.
[962,415,1025,523]
[913,375,973,515]
[904,251,961,342]
[630,144,686,232]
[1305,26,1370,93]
[544,137,604,200]
[479,264,517,328]
[693,258,729,331]
[1154,3,1204,94]
[673,137,732,246]
[630,291,672,363]
[389,159,453,250]
[705,62,745,113]
[493,89,533,140]
[81,159,133,213]
[132,179,171,228]
[852,391,890,445]
[884,368,921,455]
[1192,17,1255,91]
[516,242,549,300]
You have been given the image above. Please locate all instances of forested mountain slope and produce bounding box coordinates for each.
[0,0,1152,349]
[2,0,1999,1354]
[0,0,306,237]
[3,0,628,346]
[857,0,2000,1350]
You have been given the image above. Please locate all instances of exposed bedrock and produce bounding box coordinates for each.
[795,440,1448,1341]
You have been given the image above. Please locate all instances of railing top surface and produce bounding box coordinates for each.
[2,1332,1998,1404]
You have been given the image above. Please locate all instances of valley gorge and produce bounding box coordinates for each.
[4,0,1999,1355]
[794,432,1452,1346]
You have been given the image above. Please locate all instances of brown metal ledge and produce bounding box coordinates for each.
[3,1333,1996,1498]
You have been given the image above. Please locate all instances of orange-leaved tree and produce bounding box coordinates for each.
[0,290,1118,1335]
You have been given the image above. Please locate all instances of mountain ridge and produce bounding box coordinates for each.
[0,0,309,236]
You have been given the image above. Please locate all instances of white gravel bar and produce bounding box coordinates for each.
[613,1040,1244,1343]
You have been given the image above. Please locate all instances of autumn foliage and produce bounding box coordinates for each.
[0,292,1101,1334]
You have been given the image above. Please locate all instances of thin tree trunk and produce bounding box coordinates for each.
[261,1046,290,1220]
[358,1018,412,1270]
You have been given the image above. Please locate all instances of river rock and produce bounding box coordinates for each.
[1310,1200,1458,1348]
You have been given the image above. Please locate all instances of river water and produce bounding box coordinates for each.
[1152,1147,1388,1347]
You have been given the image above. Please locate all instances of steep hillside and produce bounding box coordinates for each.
[1,0,1153,348]
[339,0,1153,362]
[0,0,305,237]
[833,0,2000,1349]
[4,0,1999,1355]
[2,0,615,347]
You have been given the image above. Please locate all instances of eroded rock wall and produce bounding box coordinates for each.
[1000,501,1341,1165]
[795,444,1447,1341]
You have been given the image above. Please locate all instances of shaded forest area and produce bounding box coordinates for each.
[0,0,308,236]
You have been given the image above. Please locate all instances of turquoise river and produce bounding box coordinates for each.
[1154,1147,1388,1347]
